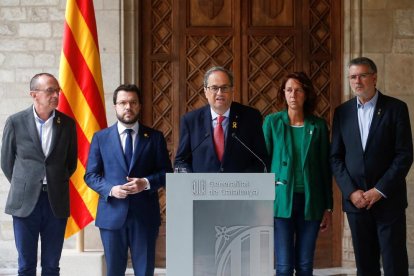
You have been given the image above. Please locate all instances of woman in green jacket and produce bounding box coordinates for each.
[263,72,332,276]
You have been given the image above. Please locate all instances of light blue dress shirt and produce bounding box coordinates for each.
[357,91,378,151]
[210,108,230,141]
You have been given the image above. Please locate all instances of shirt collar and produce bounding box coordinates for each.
[357,90,379,109]
[33,106,55,123]
[117,121,139,135]
[210,108,230,120]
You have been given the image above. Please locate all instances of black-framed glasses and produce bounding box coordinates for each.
[33,87,61,94]
[116,100,139,108]
[348,72,374,81]
[206,85,233,94]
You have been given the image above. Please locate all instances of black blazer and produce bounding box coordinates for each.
[175,102,269,172]
[330,92,413,213]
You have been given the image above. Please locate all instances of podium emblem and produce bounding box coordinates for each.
[215,225,273,276]
[192,179,207,195]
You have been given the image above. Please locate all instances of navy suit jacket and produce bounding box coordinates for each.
[330,92,413,213]
[84,123,172,230]
[175,102,269,172]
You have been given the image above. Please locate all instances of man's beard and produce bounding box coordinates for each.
[117,112,139,125]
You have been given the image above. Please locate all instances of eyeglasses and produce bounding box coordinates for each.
[206,85,233,94]
[116,101,139,108]
[33,88,61,94]
[284,88,304,94]
[348,72,374,81]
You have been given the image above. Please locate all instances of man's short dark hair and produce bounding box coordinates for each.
[203,66,234,88]
[348,57,377,73]
[30,73,58,91]
[113,84,141,105]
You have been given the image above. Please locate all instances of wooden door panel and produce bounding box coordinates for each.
[250,0,294,26]
[140,0,342,268]
[184,35,234,112]
[245,34,296,114]
[190,0,231,26]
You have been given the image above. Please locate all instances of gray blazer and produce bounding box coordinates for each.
[1,106,77,218]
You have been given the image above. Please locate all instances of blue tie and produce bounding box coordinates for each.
[125,129,133,168]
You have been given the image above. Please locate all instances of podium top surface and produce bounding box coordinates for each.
[167,172,275,200]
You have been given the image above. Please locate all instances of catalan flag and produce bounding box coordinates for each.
[58,0,107,238]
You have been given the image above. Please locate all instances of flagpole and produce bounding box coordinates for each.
[77,229,85,252]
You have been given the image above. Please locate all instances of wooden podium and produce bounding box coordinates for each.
[166,173,275,276]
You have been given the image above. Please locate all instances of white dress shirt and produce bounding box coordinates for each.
[33,106,55,184]
[109,121,150,196]
[117,122,139,154]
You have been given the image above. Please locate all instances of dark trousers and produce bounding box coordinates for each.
[347,209,408,276]
[13,191,67,276]
[100,211,159,276]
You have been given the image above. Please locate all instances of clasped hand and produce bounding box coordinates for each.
[111,177,148,199]
[350,188,382,210]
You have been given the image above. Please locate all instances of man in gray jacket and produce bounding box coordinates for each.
[1,73,77,276]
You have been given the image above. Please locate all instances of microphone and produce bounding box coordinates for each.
[176,133,210,168]
[232,132,268,173]
[185,132,210,161]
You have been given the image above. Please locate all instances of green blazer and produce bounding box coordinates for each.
[263,111,332,220]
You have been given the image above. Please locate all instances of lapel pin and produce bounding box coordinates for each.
[144,133,149,138]
[377,108,382,116]
[57,117,61,124]
[232,122,237,129]
[309,130,313,135]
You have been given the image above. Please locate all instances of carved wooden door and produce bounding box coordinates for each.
[141,0,342,268]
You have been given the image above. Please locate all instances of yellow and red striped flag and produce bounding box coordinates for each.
[58,0,107,238]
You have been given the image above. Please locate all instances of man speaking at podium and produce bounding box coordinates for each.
[175,66,268,173]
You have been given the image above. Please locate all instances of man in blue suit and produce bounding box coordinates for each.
[175,66,268,172]
[330,57,413,276]
[84,84,172,276]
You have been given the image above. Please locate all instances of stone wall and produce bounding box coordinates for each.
[0,0,121,269]
[343,0,414,267]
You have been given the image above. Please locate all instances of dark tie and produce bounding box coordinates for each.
[214,115,225,162]
[125,129,133,168]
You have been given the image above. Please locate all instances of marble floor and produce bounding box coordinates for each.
[313,267,357,275]
[2,267,414,275]
[0,267,359,276]
[151,267,414,276]
[144,267,414,276]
